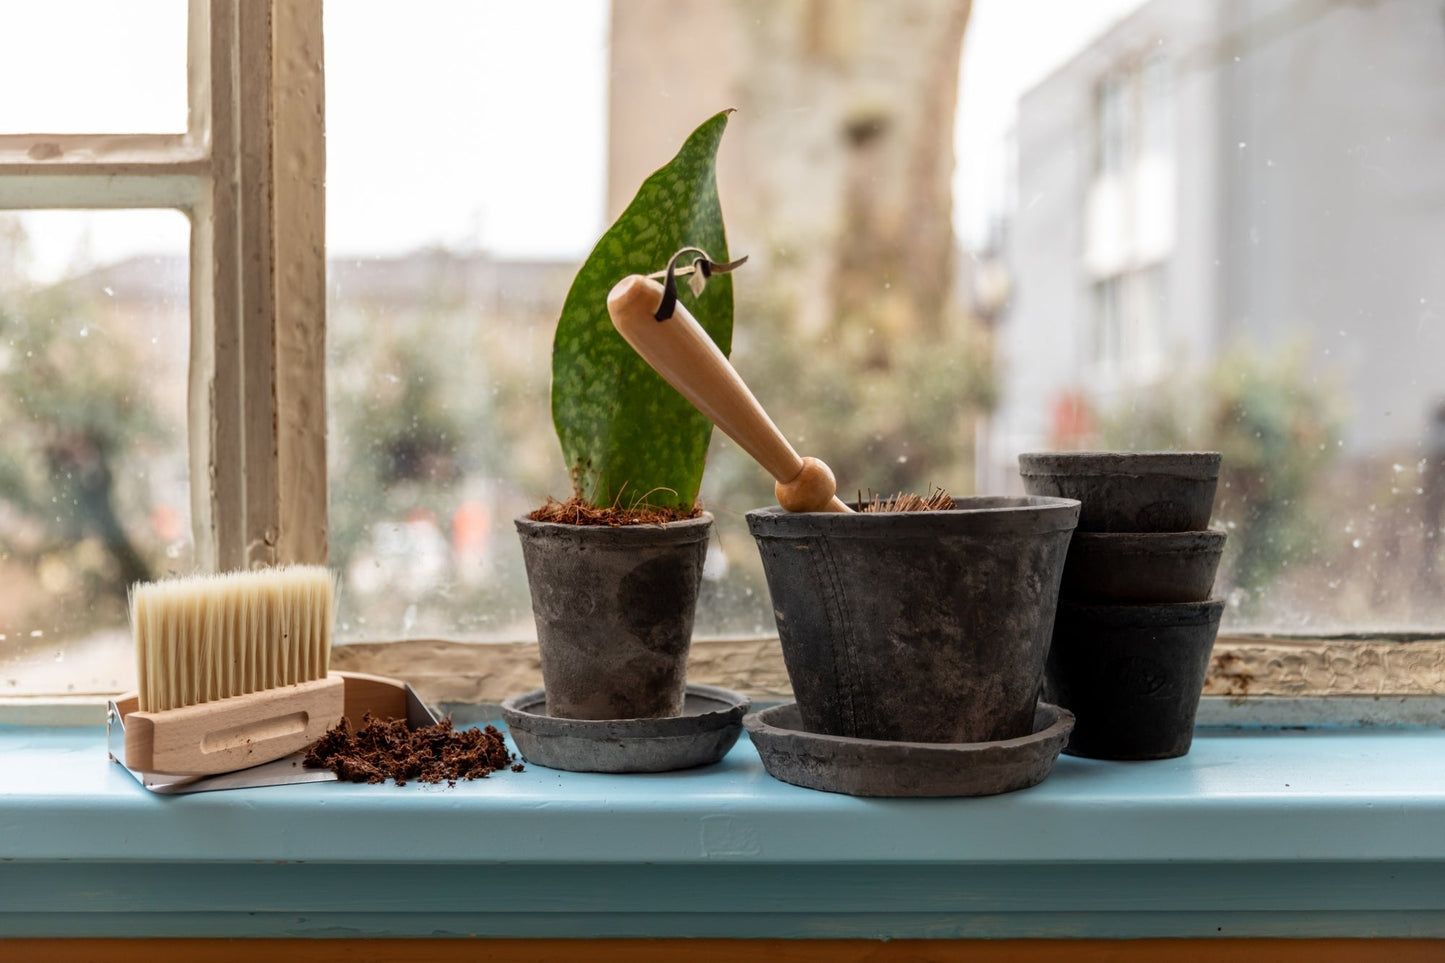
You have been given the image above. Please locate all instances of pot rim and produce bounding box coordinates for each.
[515,510,713,542]
[1056,597,1226,626]
[502,683,749,736]
[745,701,1075,754]
[746,495,1080,537]
[1070,529,1228,549]
[1019,450,1221,479]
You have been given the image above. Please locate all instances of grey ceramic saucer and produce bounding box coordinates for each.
[501,683,750,773]
[744,702,1075,797]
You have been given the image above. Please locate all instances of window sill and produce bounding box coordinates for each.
[3,723,1445,940]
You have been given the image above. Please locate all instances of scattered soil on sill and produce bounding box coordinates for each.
[303,713,520,787]
[529,494,702,527]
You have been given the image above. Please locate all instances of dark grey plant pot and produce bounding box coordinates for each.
[746,496,1079,744]
[515,512,712,720]
[1060,529,1227,603]
[1018,451,1221,532]
[1044,599,1225,760]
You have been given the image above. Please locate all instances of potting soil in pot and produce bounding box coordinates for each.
[528,495,703,526]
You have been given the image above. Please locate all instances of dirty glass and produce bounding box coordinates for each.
[992,0,1445,633]
[0,2,187,135]
[0,210,191,695]
[325,0,1444,645]
[324,2,609,642]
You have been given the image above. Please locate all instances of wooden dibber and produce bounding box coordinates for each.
[120,565,345,775]
[607,274,852,513]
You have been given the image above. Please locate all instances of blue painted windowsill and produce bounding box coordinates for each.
[3,722,1445,939]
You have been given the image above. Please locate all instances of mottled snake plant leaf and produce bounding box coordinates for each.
[551,110,734,510]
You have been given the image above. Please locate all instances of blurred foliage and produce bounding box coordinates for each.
[731,301,996,505]
[327,281,547,637]
[0,236,170,635]
[324,264,999,638]
[1099,342,1344,608]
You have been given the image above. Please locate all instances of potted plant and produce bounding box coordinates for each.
[514,111,738,722]
[595,216,1084,796]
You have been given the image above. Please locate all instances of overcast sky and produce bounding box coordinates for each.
[2,0,1146,281]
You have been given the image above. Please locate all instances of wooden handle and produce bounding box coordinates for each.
[122,674,345,775]
[607,274,852,513]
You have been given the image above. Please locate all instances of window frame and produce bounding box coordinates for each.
[0,0,327,576]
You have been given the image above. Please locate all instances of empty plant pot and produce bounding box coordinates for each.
[1060,529,1227,603]
[747,496,1079,744]
[515,513,712,720]
[1019,451,1221,532]
[1043,598,1225,760]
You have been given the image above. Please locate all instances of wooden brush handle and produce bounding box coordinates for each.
[607,274,852,513]
[122,674,344,775]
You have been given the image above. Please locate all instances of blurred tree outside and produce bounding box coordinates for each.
[327,254,567,640]
[0,219,180,661]
[716,0,995,503]
[598,1,999,635]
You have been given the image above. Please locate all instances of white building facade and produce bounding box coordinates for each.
[988,0,1445,488]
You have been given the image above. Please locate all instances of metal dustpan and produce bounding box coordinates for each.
[107,671,440,794]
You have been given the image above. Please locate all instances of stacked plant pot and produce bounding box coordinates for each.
[1019,452,1226,760]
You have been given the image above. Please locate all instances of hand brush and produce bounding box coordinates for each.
[120,565,344,775]
[607,265,853,513]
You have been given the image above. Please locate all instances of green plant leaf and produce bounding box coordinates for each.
[551,110,734,510]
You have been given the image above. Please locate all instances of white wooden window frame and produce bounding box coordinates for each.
[0,0,326,575]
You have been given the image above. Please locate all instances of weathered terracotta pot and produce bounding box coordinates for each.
[747,496,1079,744]
[515,513,711,720]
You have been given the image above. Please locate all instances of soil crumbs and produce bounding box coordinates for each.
[304,713,521,787]
[529,494,702,527]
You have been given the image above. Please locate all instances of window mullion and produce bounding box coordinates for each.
[270,0,328,567]
[199,0,327,572]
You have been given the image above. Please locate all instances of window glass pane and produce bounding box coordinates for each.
[1096,73,1130,176]
[0,211,191,695]
[328,0,1444,647]
[325,2,608,642]
[1140,54,1173,158]
[0,2,187,134]
[988,0,1445,633]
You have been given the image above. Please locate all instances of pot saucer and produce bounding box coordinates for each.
[501,683,750,773]
[744,702,1075,797]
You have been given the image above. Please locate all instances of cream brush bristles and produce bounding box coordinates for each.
[121,565,345,775]
[131,565,336,712]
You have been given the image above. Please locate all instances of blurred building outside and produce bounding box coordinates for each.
[992,0,1444,468]
[988,0,1445,626]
